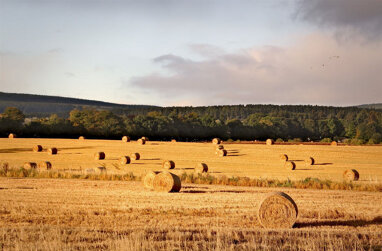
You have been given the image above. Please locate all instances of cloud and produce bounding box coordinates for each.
[295,0,382,39]
[129,33,382,106]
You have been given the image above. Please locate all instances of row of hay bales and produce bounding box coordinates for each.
[32,145,58,155]
[267,138,338,146]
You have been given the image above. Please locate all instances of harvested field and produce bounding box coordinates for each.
[0,178,381,250]
[1,138,381,182]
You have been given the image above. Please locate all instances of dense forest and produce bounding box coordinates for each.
[1,104,381,144]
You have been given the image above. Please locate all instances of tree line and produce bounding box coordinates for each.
[0,105,381,144]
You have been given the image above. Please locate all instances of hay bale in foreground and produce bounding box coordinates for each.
[195,163,208,173]
[143,171,160,190]
[266,139,274,145]
[94,152,105,160]
[8,133,16,139]
[284,161,296,170]
[38,161,52,170]
[162,160,175,169]
[212,138,221,144]
[24,162,37,169]
[153,171,181,192]
[216,149,227,157]
[130,153,140,160]
[258,191,298,229]
[343,169,359,181]
[280,154,288,161]
[331,141,338,146]
[32,145,43,152]
[305,157,315,166]
[137,138,146,145]
[79,136,85,140]
[48,148,58,155]
[122,136,130,142]
[216,145,224,150]
[120,156,131,164]
[1,162,9,172]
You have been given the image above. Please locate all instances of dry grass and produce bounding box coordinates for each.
[0,178,381,250]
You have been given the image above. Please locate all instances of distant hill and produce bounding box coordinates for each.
[357,103,382,109]
[0,92,157,117]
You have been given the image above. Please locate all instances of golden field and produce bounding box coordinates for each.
[1,138,382,182]
[1,138,382,250]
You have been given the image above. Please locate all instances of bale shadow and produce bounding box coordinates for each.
[0,148,31,153]
[61,153,83,155]
[182,190,207,193]
[0,187,8,190]
[296,168,324,171]
[296,216,382,228]
[178,168,195,170]
[149,143,160,145]
[227,150,240,154]
[314,163,333,166]
[228,154,246,157]
[289,159,304,162]
[142,158,161,161]
[182,186,209,189]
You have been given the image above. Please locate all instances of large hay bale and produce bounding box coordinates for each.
[122,136,130,142]
[8,133,16,138]
[137,138,146,145]
[162,160,175,169]
[38,161,52,170]
[280,154,288,161]
[120,156,131,164]
[266,139,274,145]
[258,191,298,229]
[48,148,58,155]
[79,136,85,140]
[24,162,37,169]
[305,157,315,166]
[141,137,149,141]
[343,169,359,181]
[331,141,338,146]
[216,149,227,157]
[94,152,105,160]
[153,171,181,192]
[195,163,208,173]
[32,145,43,152]
[212,138,221,144]
[1,162,9,172]
[143,171,160,190]
[284,161,296,170]
[130,153,140,160]
[216,145,224,150]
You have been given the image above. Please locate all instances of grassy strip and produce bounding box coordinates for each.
[1,168,381,192]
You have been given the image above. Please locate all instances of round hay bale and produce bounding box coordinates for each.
[122,136,130,142]
[137,138,146,145]
[195,163,208,173]
[331,141,338,146]
[141,137,149,141]
[24,162,37,169]
[120,156,131,164]
[280,154,288,161]
[305,157,315,166]
[94,152,105,160]
[153,171,181,192]
[216,149,227,157]
[130,153,140,160]
[343,169,359,181]
[284,161,296,170]
[79,136,85,140]
[162,160,175,169]
[143,171,160,190]
[212,138,221,144]
[48,148,58,155]
[171,139,176,143]
[8,133,16,139]
[258,191,298,229]
[1,162,9,172]
[38,161,52,170]
[266,139,274,145]
[216,145,224,150]
[32,145,43,152]
[95,166,107,174]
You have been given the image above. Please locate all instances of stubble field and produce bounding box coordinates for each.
[0,138,382,250]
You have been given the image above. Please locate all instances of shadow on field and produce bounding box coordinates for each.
[182,189,248,194]
[142,158,161,161]
[296,168,324,171]
[178,168,195,170]
[227,150,239,154]
[289,159,304,162]
[0,148,31,153]
[314,163,333,166]
[228,154,246,157]
[296,216,382,228]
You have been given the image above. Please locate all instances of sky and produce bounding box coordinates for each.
[0,0,381,107]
